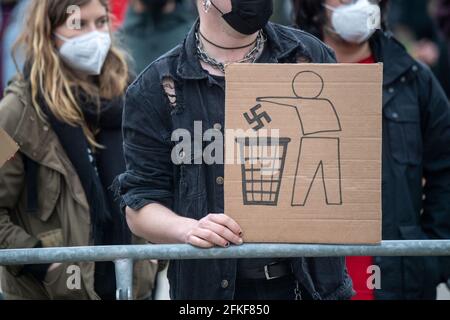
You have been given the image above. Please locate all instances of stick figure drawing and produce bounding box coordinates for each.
[255,71,343,206]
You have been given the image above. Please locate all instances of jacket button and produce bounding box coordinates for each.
[392,112,399,119]
[43,126,49,131]
[214,123,222,131]
[221,280,229,289]
[388,87,395,94]
[216,176,224,185]
[412,65,418,72]
[400,77,406,83]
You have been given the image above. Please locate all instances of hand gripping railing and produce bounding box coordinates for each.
[1,240,450,300]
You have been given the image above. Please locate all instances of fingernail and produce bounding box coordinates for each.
[238,238,243,245]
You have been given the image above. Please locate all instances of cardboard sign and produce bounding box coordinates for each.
[0,128,19,168]
[225,64,383,244]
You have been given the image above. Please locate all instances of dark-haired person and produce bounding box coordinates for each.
[115,0,355,300]
[293,0,450,300]
[0,0,156,300]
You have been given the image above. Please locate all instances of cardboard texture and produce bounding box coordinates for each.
[225,64,383,244]
[0,128,18,168]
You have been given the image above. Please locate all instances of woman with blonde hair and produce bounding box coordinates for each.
[0,0,156,300]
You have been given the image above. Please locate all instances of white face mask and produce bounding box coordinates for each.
[324,0,381,44]
[55,31,111,75]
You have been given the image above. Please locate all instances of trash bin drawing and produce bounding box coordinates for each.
[236,137,291,206]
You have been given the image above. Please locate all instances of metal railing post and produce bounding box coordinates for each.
[114,259,133,301]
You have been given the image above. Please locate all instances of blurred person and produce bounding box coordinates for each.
[293,0,450,300]
[114,0,355,300]
[389,0,440,66]
[0,0,18,98]
[2,0,29,94]
[271,0,293,25]
[388,0,450,98]
[0,0,157,300]
[119,0,196,74]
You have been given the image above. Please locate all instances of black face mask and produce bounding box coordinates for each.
[212,0,273,35]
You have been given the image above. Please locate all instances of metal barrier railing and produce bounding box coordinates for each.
[1,240,450,300]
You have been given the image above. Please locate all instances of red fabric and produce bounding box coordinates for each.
[358,55,376,64]
[346,256,375,300]
[110,0,129,29]
[346,54,376,301]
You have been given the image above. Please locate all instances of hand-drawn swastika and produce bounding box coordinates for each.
[243,104,272,131]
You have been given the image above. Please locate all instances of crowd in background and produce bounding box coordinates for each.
[1,0,449,98]
[1,0,449,96]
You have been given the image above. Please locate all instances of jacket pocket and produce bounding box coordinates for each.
[398,225,428,240]
[36,167,61,222]
[42,263,89,300]
[175,194,208,221]
[384,105,423,166]
[178,152,206,200]
[37,229,64,248]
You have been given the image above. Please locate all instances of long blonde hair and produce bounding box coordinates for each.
[14,0,129,147]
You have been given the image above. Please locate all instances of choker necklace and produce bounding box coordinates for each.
[198,29,259,50]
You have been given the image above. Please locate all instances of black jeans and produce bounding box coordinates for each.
[234,275,303,300]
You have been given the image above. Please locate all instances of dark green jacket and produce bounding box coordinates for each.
[0,79,157,300]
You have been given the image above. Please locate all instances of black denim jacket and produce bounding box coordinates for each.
[114,22,354,300]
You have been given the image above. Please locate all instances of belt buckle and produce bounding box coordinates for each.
[264,263,279,280]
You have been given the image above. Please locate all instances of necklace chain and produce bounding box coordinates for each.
[195,27,267,74]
